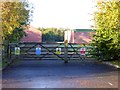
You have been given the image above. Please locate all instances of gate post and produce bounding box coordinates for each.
[8,44,11,60]
[8,43,12,64]
[64,40,68,63]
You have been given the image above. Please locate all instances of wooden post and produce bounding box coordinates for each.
[7,43,12,64]
[8,44,11,60]
[64,40,68,63]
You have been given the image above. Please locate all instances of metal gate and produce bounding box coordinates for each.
[9,42,95,63]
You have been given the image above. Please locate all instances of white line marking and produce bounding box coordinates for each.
[108,82,113,86]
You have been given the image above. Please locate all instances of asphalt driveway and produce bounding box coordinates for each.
[2,59,118,88]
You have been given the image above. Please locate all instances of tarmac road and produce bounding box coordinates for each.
[2,59,119,88]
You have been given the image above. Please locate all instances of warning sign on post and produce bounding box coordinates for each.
[80,47,86,55]
[56,48,61,55]
[36,47,41,55]
[15,47,20,55]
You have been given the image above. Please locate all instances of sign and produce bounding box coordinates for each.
[15,47,20,55]
[36,47,41,55]
[56,48,61,55]
[80,47,86,55]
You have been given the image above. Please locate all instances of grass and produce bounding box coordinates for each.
[2,60,9,69]
[108,60,120,67]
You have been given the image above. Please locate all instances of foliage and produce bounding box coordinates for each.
[1,1,33,43]
[110,60,120,67]
[0,1,33,63]
[38,28,64,42]
[92,0,120,60]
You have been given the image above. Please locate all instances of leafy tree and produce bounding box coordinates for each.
[1,1,33,43]
[0,1,33,59]
[92,0,120,60]
[38,28,64,42]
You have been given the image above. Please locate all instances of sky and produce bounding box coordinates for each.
[28,0,97,29]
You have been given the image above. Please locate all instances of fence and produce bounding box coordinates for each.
[0,43,11,69]
[0,44,2,69]
[8,42,97,63]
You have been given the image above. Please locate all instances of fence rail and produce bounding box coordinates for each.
[9,42,97,63]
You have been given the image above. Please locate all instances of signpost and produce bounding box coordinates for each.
[80,47,86,55]
[15,47,20,55]
[36,47,41,55]
[56,48,61,55]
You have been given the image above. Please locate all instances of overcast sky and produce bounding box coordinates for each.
[28,0,97,29]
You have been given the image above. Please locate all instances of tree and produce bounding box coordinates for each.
[92,0,120,60]
[38,28,64,42]
[1,0,33,43]
[0,1,33,59]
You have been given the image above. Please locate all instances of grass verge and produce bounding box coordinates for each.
[108,60,120,67]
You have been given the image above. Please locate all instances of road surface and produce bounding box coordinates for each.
[2,59,119,88]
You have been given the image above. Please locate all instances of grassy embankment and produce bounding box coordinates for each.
[109,60,120,67]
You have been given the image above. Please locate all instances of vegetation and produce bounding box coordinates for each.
[92,0,120,60]
[0,0,33,68]
[1,1,33,43]
[110,60,120,67]
[38,28,64,42]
